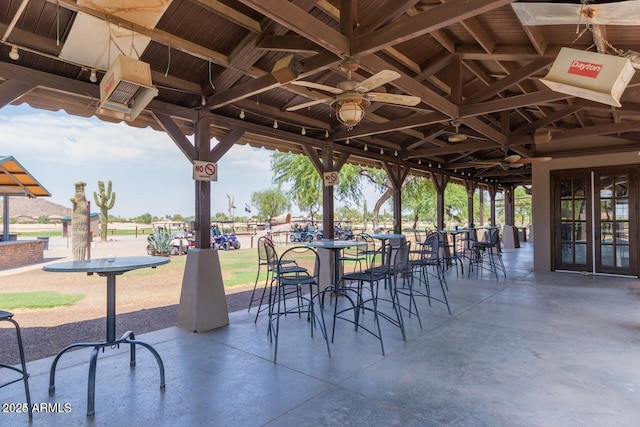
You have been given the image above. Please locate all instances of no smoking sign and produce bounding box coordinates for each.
[193,160,218,181]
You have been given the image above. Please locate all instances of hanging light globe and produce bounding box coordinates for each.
[337,100,364,127]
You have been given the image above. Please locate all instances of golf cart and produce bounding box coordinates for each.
[211,222,241,250]
[317,221,354,240]
[290,221,321,242]
[147,228,192,255]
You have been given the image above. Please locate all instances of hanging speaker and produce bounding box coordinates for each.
[540,47,635,107]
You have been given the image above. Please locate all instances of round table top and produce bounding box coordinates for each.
[43,256,170,274]
[305,240,367,249]
[367,233,406,240]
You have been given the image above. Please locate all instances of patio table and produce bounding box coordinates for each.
[438,229,472,273]
[43,256,169,417]
[305,240,367,294]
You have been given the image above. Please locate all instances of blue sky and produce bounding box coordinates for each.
[1,104,384,218]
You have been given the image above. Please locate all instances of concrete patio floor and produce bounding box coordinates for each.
[2,242,640,426]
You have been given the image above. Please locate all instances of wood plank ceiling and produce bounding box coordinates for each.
[2,0,640,188]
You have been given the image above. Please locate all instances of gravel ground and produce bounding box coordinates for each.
[0,235,261,364]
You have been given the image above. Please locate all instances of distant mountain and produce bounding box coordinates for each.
[0,197,72,218]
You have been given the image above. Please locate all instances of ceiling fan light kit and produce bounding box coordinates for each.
[540,47,635,107]
[287,61,420,127]
[336,100,366,127]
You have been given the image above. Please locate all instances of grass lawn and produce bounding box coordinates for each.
[122,247,262,288]
[0,291,84,310]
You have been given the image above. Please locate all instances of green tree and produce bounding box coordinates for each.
[212,212,229,221]
[514,186,532,226]
[271,152,362,221]
[37,215,50,224]
[402,176,436,229]
[133,213,153,224]
[251,188,290,223]
[336,205,362,223]
[93,180,116,242]
[444,183,468,227]
[271,152,408,232]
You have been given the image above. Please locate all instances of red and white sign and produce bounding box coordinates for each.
[193,160,217,181]
[540,47,636,107]
[323,171,339,187]
[567,60,602,78]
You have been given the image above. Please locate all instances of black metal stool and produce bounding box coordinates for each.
[0,310,32,421]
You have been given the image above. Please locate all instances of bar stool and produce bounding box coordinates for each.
[0,310,32,421]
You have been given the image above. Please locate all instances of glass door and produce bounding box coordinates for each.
[594,171,636,275]
[552,168,638,276]
[554,173,590,271]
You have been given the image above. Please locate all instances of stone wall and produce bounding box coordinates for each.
[0,240,44,269]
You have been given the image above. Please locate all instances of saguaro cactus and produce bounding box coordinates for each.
[70,181,88,260]
[93,180,116,242]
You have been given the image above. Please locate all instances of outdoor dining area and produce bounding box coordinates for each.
[3,237,640,426]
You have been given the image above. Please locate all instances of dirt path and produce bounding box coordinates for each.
[0,235,259,364]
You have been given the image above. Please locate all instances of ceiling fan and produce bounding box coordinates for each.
[446,119,468,142]
[442,119,489,143]
[286,59,421,127]
[472,155,552,171]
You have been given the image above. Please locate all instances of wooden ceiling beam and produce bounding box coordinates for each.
[463,57,553,105]
[406,140,502,158]
[510,106,584,138]
[459,91,573,118]
[0,80,36,108]
[256,35,321,53]
[333,112,449,141]
[238,0,349,57]
[194,0,262,33]
[521,25,548,56]
[553,121,640,142]
[356,0,422,34]
[358,54,458,118]
[351,0,514,56]
[206,52,340,109]
[234,99,331,131]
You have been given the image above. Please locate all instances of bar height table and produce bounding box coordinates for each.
[306,240,367,294]
[43,256,170,417]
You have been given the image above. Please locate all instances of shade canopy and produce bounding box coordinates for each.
[0,155,50,197]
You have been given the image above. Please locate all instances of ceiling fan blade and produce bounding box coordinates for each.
[285,98,332,112]
[288,81,343,94]
[365,92,421,106]
[510,163,525,169]
[514,157,553,165]
[504,155,522,164]
[355,70,400,93]
[448,133,467,143]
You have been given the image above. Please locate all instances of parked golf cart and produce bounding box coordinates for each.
[290,221,321,242]
[317,221,354,240]
[211,223,241,250]
[147,228,191,255]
